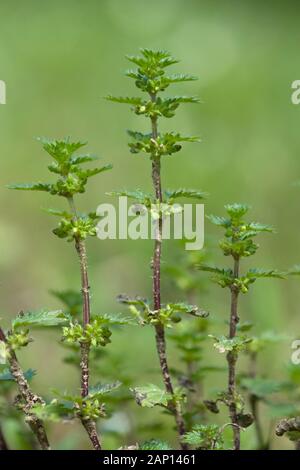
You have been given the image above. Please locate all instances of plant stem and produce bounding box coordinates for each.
[67,197,102,451]
[227,257,241,450]
[0,327,50,450]
[0,424,8,450]
[149,99,187,449]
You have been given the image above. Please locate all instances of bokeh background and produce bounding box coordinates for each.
[1,0,300,450]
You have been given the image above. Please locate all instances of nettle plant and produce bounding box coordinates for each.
[2,138,130,450]
[197,204,285,450]
[106,48,208,448]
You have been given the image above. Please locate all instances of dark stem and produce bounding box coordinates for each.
[0,424,8,450]
[0,327,50,450]
[150,101,187,449]
[67,197,102,451]
[226,257,241,450]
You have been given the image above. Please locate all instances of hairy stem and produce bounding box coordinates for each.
[67,197,102,451]
[150,101,187,449]
[227,257,241,450]
[0,327,50,450]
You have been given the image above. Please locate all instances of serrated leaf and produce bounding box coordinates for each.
[50,289,82,316]
[7,183,52,192]
[12,310,71,330]
[83,164,113,178]
[247,268,286,280]
[209,335,252,354]
[105,95,143,105]
[32,401,75,422]
[166,74,198,83]
[88,381,122,399]
[164,188,207,201]
[132,384,171,408]
[225,203,250,219]
[241,377,287,397]
[70,154,98,165]
[93,313,137,326]
[207,214,231,227]
[140,439,172,450]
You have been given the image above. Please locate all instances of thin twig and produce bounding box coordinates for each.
[149,98,187,449]
[226,257,241,450]
[67,197,102,451]
[0,327,50,450]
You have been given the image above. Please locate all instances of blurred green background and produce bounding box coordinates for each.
[1,0,300,450]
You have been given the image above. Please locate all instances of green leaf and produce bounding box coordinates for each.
[88,381,122,399]
[12,310,71,330]
[82,164,113,178]
[32,401,75,422]
[50,289,82,316]
[224,203,250,219]
[105,95,143,105]
[241,377,287,397]
[182,424,223,450]
[93,313,137,326]
[166,74,198,83]
[207,214,231,227]
[7,183,52,192]
[132,384,171,408]
[164,188,207,201]
[69,154,98,165]
[209,335,252,354]
[140,439,172,450]
[167,302,208,318]
[37,138,87,162]
[247,268,286,280]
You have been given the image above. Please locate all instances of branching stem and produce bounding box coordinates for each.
[227,257,241,450]
[67,197,102,451]
[0,327,50,450]
[149,97,187,449]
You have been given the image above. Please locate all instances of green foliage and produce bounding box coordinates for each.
[38,382,122,423]
[7,329,31,350]
[132,384,172,408]
[209,335,252,354]
[182,424,224,450]
[127,130,199,159]
[140,439,172,450]
[9,138,112,198]
[62,318,112,347]
[12,310,70,330]
[50,289,82,316]
[207,204,276,259]
[240,377,288,398]
[118,294,208,328]
[52,212,100,241]
[107,48,201,162]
